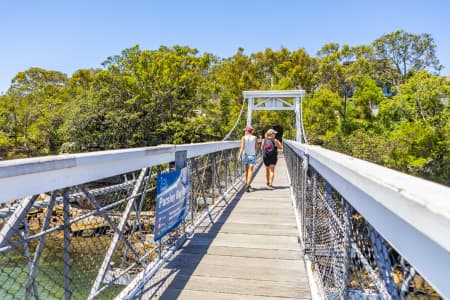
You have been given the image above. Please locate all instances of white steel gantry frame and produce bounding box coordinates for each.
[243,90,306,142]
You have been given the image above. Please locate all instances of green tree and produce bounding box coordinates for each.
[378,71,450,184]
[0,94,14,158]
[250,47,316,92]
[61,45,214,150]
[303,88,342,144]
[2,68,68,157]
[372,30,442,84]
[379,71,449,125]
[209,48,258,139]
[316,43,378,132]
[352,76,387,121]
[334,129,391,166]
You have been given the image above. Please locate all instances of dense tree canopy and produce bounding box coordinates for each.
[0,68,68,157]
[372,30,442,84]
[0,30,448,185]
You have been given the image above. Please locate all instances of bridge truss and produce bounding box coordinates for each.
[244,90,307,143]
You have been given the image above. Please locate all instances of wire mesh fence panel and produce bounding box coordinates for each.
[0,168,156,299]
[130,148,246,299]
[284,144,443,300]
[0,143,243,300]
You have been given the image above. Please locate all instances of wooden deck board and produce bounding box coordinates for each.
[159,275,311,299]
[179,245,302,260]
[197,222,299,236]
[160,288,309,300]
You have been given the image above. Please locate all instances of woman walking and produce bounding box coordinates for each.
[261,129,282,189]
[238,125,258,192]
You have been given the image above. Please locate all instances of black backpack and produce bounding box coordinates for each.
[263,139,275,157]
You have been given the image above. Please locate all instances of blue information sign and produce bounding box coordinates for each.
[154,167,190,241]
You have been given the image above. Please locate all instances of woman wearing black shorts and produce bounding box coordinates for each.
[261,129,283,189]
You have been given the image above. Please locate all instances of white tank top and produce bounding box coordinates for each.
[244,135,256,155]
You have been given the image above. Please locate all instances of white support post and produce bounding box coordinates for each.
[295,97,301,142]
[243,90,306,141]
[247,96,253,126]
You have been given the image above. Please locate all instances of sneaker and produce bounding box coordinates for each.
[246,184,251,192]
[266,184,272,189]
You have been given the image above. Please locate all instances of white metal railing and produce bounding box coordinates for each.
[0,142,240,204]
[284,140,450,299]
[0,141,243,299]
[2,138,448,299]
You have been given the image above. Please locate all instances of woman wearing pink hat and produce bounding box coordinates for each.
[238,125,258,192]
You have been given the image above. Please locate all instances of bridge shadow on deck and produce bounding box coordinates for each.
[160,192,244,299]
[135,158,311,299]
[135,173,250,299]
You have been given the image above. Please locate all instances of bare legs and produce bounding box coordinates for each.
[246,165,255,191]
[265,165,276,187]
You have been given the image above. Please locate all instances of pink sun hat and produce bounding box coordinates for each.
[245,125,254,132]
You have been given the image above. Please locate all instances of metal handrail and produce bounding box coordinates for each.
[284,140,450,299]
[0,141,243,300]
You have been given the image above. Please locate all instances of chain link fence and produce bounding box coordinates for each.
[284,143,443,300]
[0,144,243,299]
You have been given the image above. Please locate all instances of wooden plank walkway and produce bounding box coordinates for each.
[140,155,312,299]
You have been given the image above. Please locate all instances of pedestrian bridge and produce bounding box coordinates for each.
[0,140,448,299]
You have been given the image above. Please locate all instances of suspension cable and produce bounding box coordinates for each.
[223,97,247,141]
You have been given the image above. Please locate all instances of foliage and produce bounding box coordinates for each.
[328,129,391,166]
[377,71,450,183]
[352,76,387,121]
[208,48,257,140]
[303,88,342,144]
[0,68,68,158]
[372,29,442,84]
[60,45,214,150]
[0,30,448,185]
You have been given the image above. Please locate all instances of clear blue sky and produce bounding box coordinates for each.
[1,0,449,93]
